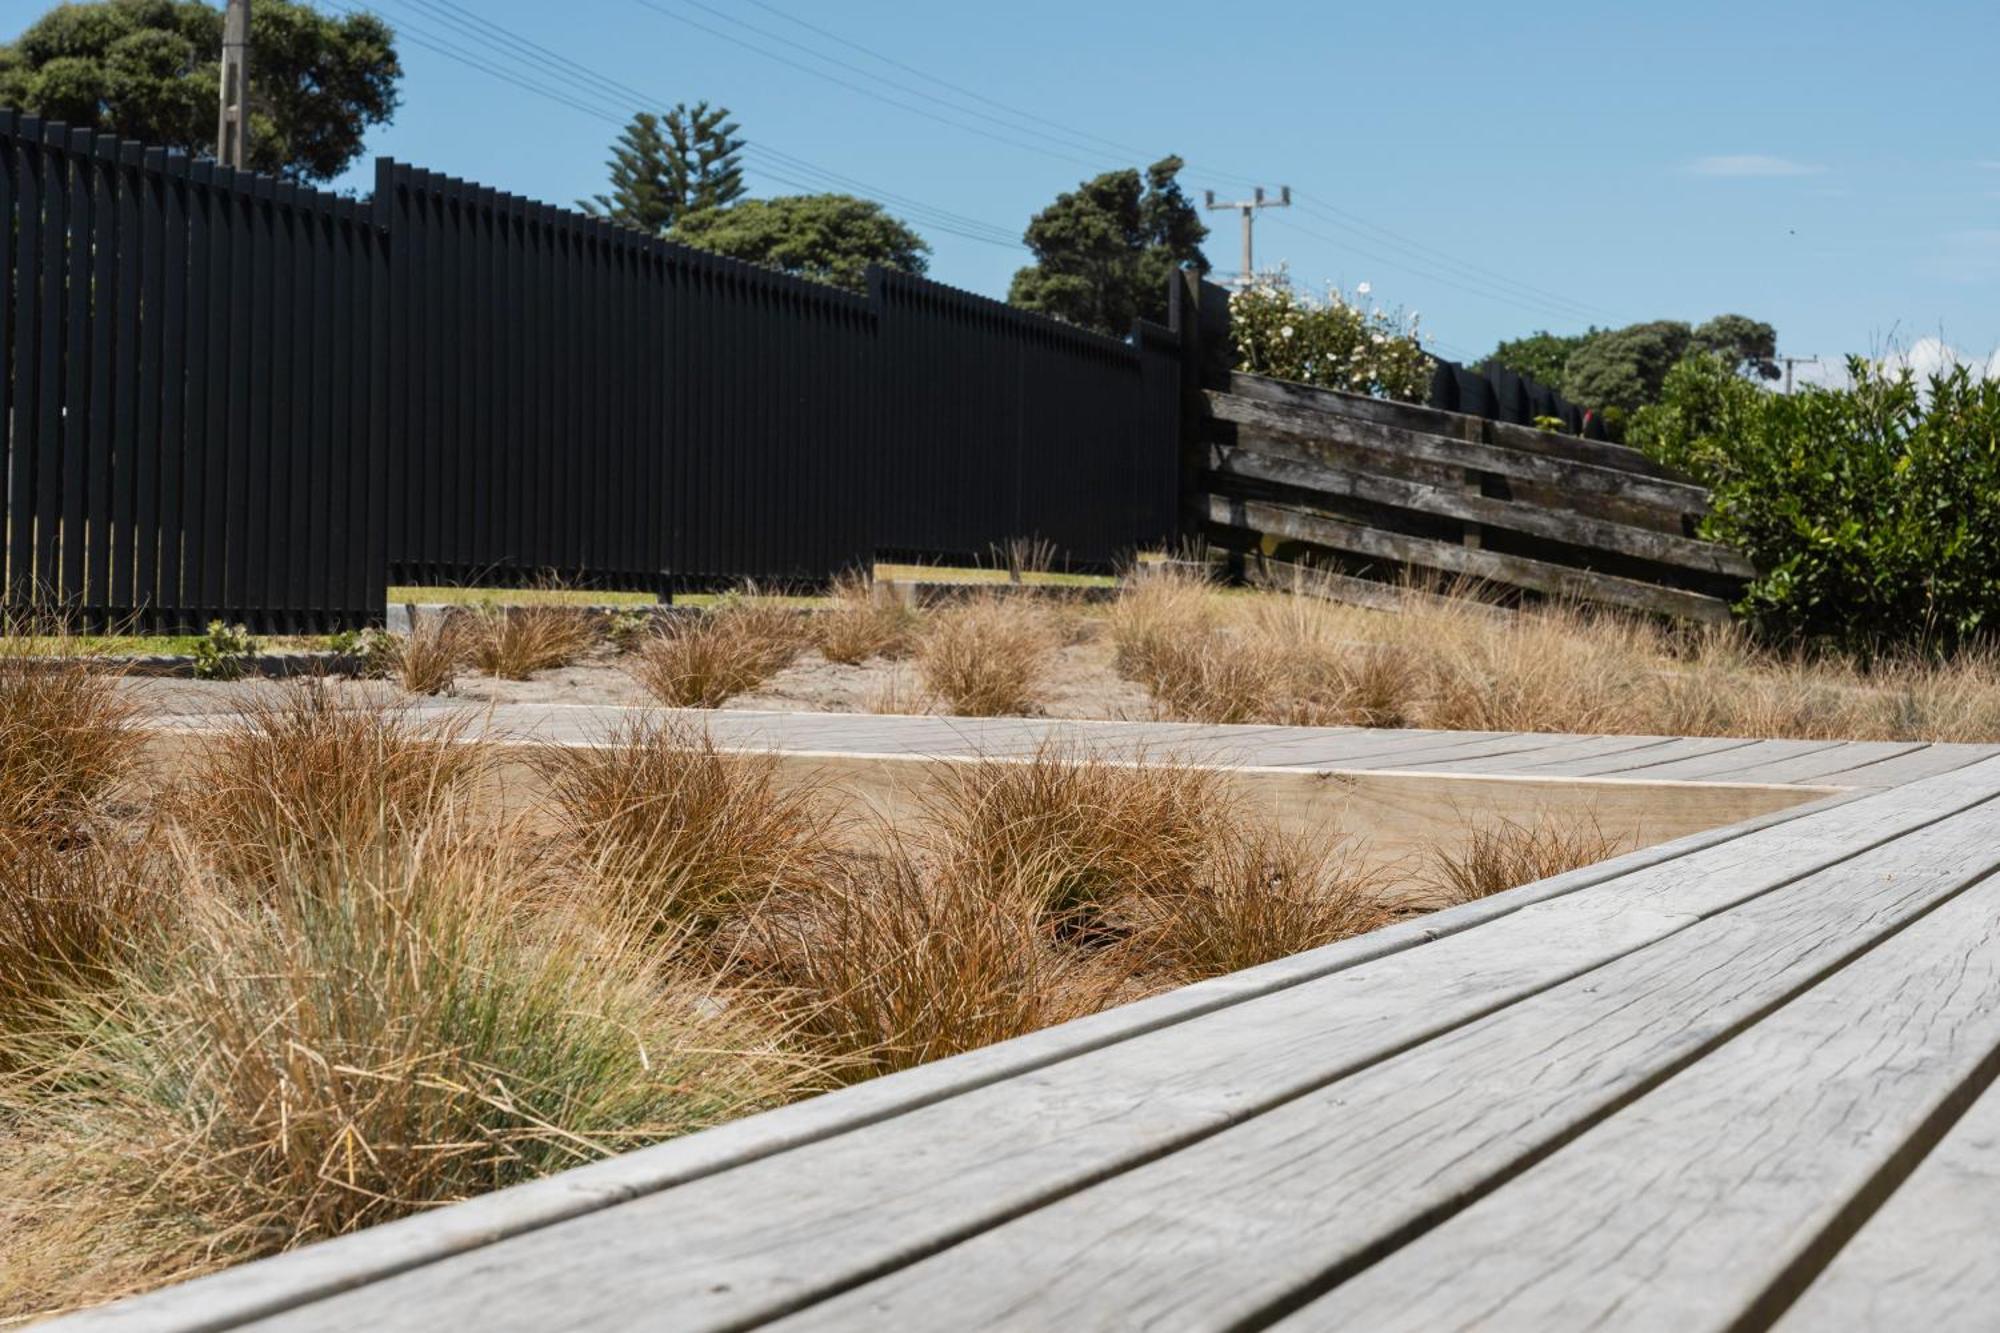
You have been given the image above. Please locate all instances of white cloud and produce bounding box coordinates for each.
[1880,337,2000,382]
[1686,154,1827,178]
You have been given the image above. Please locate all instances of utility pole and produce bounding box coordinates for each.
[1204,186,1290,289]
[217,0,251,168]
[1780,354,1820,394]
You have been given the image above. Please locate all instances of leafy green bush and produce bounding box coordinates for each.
[1229,275,1432,402]
[1632,355,2000,654]
[192,623,257,681]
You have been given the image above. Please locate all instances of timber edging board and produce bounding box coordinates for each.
[52,703,2000,1333]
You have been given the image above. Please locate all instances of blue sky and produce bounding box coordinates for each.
[306,0,1997,373]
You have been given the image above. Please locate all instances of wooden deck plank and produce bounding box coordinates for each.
[1284,848,2000,1331]
[760,791,2000,1331]
[1776,1071,2000,1330]
[1382,733,1681,774]
[202,774,1999,1333]
[69,788,1857,1333]
[1799,742,1999,790]
[1713,740,1930,786]
[1597,737,1852,782]
[1529,734,1763,778]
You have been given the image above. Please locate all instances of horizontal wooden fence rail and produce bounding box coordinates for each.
[0,112,385,632]
[1200,370,1749,623]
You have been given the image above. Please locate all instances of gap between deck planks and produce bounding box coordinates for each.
[75,761,2000,1333]
[53,788,1864,1333]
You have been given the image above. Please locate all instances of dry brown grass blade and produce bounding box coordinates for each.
[1123,827,1392,983]
[533,716,834,936]
[628,600,806,708]
[756,844,1122,1078]
[815,571,920,665]
[463,604,595,680]
[918,745,1237,927]
[0,825,825,1321]
[1421,813,1628,908]
[172,682,487,881]
[0,836,159,1058]
[392,615,461,696]
[914,596,1054,717]
[0,636,140,840]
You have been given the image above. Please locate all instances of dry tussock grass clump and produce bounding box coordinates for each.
[0,838,156,1057]
[760,849,1119,1078]
[174,683,486,880]
[0,831,820,1321]
[1124,828,1391,982]
[1422,813,1628,908]
[815,571,921,665]
[463,604,596,680]
[1416,602,1654,735]
[920,746,1235,926]
[1109,562,1222,689]
[534,717,833,935]
[914,596,1055,717]
[1113,566,1426,727]
[0,638,139,840]
[629,600,806,708]
[391,614,462,695]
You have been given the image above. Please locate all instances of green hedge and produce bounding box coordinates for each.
[1631,355,2000,655]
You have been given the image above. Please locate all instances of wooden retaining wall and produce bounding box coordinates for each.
[1198,370,1753,623]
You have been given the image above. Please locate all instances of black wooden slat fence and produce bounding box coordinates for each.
[0,114,383,631]
[0,118,1183,632]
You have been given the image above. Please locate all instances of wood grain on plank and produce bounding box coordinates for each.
[1206,390,1711,517]
[1284,849,2000,1332]
[764,791,2000,1332]
[219,775,1994,1333]
[1776,1068,2000,1331]
[1207,494,1736,623]
[1208,439,1751,576]
[1225,372,1681,482]
[68,786,1855,1333]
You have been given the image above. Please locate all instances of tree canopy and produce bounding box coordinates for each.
[669,193,928,291]
[1008,156,1208,335]
[1485,313,1780,415]
[581,101,744,235]
[0,0,400,183]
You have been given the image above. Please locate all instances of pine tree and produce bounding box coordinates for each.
[663,101,746,216]
[582,112,676,234]
[582,102,745,235]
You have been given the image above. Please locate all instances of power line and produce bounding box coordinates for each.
[739,0,1214,175]
[374,0,1022,246]
[704,2,1624,330]
[625,0,1109,170]
[326,0,1025,250]
[1262,211,1609,330]
[724,0,1624,326]
[1290,193,1616,324]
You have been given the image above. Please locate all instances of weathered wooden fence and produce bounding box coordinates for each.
[1199,372,1750,621]
[1171,276,1748,621]
[0,116,1182,631]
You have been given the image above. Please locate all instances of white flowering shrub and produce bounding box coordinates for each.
[1228,274,1433,403]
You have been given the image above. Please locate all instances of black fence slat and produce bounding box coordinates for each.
[5,117,38,606]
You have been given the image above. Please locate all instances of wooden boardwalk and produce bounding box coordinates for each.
[72,709,2000,1331]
